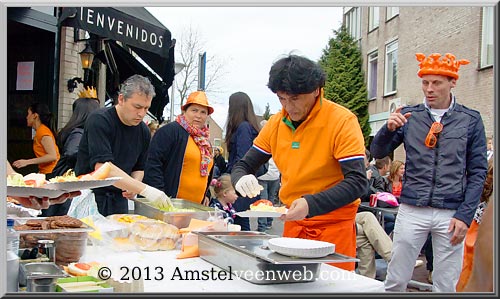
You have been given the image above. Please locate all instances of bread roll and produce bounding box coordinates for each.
[158,238,176,250]
[130,220,179,240]
[131,234,160,251]
[79,162,111,181]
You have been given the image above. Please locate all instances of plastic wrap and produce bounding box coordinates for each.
[67,189,99,219]
[106,214,180,251]
[7,202,41,217]
[129,220,180,251]
[14,217,92,266]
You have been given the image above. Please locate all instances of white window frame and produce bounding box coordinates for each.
[213,138,222,147]
[367,51,378,100]
[368,7,380,31]
[345,7,361,40]
[384,40,398,96]
[386,7,399,21]
[480,6,494,68]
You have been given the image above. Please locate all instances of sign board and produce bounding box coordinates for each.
[16,61,34,91]
[198,52,206,91]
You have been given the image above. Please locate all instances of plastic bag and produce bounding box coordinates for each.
[376,192,399,207]
[7,202,41,217]
[67,189,100,219]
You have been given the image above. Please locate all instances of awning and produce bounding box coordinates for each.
[59,7,171,58]
[59,7,176,120]
[102,40,171,119]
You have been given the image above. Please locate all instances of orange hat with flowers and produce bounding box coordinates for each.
[415,53,470,80]
[181,91,214,115]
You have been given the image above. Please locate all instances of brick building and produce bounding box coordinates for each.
[343,6,494,161]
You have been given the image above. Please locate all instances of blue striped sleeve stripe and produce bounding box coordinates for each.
[252,144,271,155]
[338,155,365,163]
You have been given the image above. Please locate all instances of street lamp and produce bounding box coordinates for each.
[67,42,95,92]
[170,62,186,122]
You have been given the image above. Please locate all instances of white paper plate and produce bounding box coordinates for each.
[235,210,287,218]
[7,186,66,199]
[267,237,335,258]
[43,177,122,191]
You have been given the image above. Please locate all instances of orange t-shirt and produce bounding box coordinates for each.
[33,124,60,174]
[254,97,365,207]
[253,96,365,270]
[177,137,213,204]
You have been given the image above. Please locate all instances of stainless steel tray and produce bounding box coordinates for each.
[195,231,359,284]
[132,197,223,229]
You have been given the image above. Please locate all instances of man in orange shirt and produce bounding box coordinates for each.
[231,54,368,271]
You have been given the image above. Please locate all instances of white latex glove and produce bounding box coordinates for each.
[139,186,173,208]
[235,174,263,198]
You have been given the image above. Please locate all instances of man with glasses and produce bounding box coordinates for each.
[370,53,488,292]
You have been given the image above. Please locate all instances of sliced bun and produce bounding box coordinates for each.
[131,220,179,239]
[158,238,176,250]
[78,162,111,181]
[23,173,47,187]
[91,162,111,180]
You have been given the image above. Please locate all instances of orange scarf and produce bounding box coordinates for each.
[176,114,212,176]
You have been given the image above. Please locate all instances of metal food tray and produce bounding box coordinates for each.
[195,231,359,284]
[132,197,223,229]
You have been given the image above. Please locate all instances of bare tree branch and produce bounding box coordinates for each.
[174,25,228,108]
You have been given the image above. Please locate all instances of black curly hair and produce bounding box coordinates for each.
[267,54,326,95]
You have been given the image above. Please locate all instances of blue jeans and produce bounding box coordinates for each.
[257,179,280,231]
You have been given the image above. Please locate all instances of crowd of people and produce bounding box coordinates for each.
[7,51,494,293]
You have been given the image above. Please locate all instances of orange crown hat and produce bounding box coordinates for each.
[77,86,98,99]
[416,53,470,80]
[181,91,214,115]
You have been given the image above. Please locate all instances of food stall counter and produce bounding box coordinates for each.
[81,246,385,293]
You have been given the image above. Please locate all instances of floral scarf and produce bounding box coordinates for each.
[176,114,212,176]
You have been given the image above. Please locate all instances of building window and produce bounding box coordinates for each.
[384,40,398,95]
[368,7,380,31]
[481,6,494,68]
[386,7,399,20]
[368,51,378,100]
[213,138,221,147]
[345,7,361,40]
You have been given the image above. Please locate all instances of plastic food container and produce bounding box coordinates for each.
[14,218,93,266]
[128,220,180,251]
[132,198,223,229]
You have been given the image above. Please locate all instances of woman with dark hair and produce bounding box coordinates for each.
[43,94,101,216]
[225,91,262,231]
[13,102,60,174]
[225,92,261,173]
[52,96,101,174]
